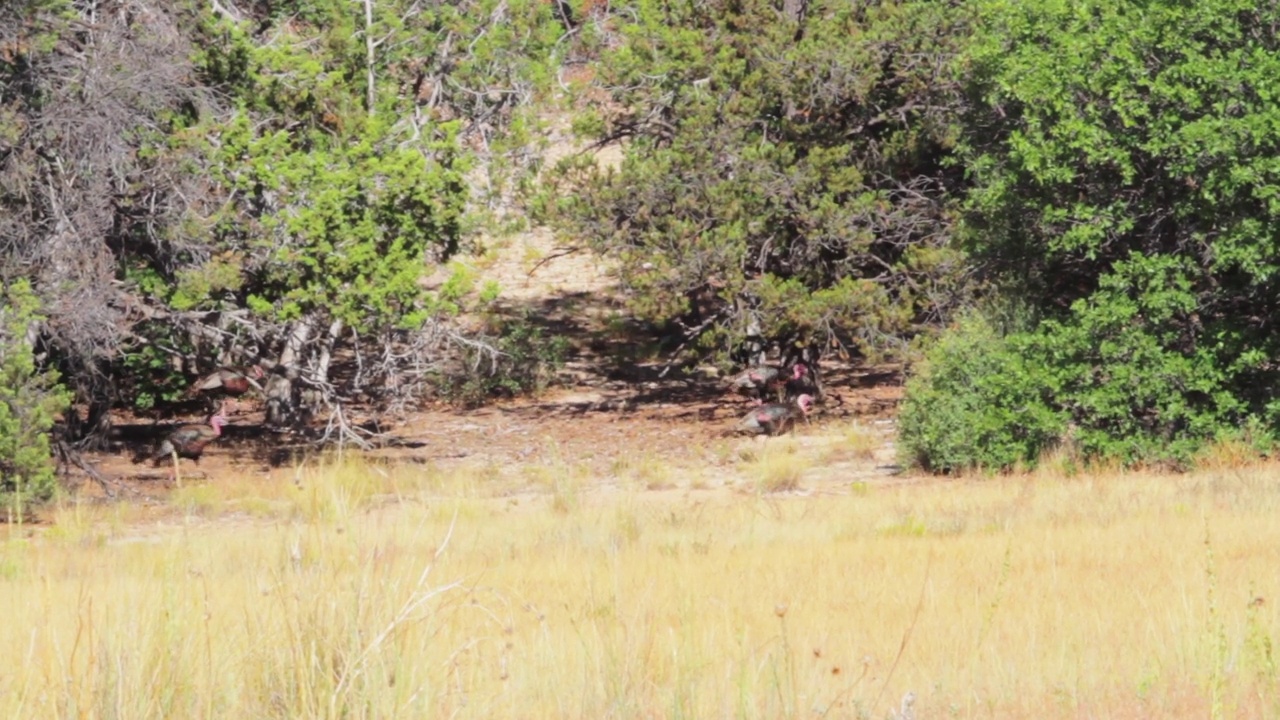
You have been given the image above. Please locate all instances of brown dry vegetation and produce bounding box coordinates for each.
[9,4,1280,716]
[10,434,1280,719]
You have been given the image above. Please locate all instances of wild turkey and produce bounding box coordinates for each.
[729,363,808,402]
[783,362,820,400]
[143,407,228,487]
[737,393,814,436]
[188,365,264,411]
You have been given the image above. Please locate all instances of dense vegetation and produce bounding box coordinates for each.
[900,0,1280,471]
[537,0,970,365]
[3,0,1280,491]
[1,0,563,448]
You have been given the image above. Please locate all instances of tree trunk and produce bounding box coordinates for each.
[782,0,809,119]
[797,342,825,402]
[783,0,808,37]
[738,298,768,366]
[314,318,344,387]
[363,0,376,117]
[70,395,114,451]
[266,319,314,428]
[303,318,345,417]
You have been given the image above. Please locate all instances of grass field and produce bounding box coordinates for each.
[4,449,1280,719]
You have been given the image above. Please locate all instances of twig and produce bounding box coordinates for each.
[54,440,126,498]
[317,402,386,452]
[657,310,725,378]
[329,511,462,712]
[526,245,584,277]
[868,554,931,716]
[208,0,243,21]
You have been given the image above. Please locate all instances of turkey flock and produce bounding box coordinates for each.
[138,357,824,483]
[137,364,264,484]
[726,361,820,438]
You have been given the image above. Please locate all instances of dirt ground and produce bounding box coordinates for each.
[76,357,905,502]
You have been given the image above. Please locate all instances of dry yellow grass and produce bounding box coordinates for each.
[818,420,884,464]
[741,438,812,492]
[4,459,1280,718]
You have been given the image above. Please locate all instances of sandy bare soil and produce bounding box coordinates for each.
[78,360,905,502]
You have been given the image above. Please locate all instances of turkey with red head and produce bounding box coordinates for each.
[728,363,808,403]
[737,394,814,436]
[142,406,229,486]
[782,362,821,400]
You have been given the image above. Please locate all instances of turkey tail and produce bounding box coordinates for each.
[139,440,174,465]
[736,414,763,434]
[132,443,160,464]
[188,372,226,396]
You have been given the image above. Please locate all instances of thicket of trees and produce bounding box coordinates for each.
[1,0,564,469]
[900,0,1280,471]
[536,0,970,365]
[3,0,1280,495]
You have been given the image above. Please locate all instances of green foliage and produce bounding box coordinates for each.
[902,256,1256,472]
[107,0,566,411]
[445,313,570,407]
[177,14,470,329]
[0,281,71,506]
[962,0,1280,288]
[1030,254,1244,465]
[117,322,193,410]
[225,116,464,330]
[928,0,1280,470]
[540,0,971,363]
[898,316,1064,474]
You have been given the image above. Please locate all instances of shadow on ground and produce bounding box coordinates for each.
[488,288,904,422]
[67,287,903,493]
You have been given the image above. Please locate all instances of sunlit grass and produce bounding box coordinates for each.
[609,450,677,490]
[819,419,883,464]
[6,459,1280,717]
[741,438,812,493]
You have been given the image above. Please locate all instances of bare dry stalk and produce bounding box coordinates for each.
[329,511,462,713]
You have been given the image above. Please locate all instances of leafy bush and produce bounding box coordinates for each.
[902,257,1254,472]
[898,315,1065,474]
[445,313,570,407]
[953,0,1280,466]
[2,0,569,431]
[539,0,971,363]
[1030,254,1245,466]
[0,281,71,508]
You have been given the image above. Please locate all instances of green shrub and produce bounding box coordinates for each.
[1029,254,1244,467]
[0,281,72,509]
[953,0,1280,468]
[539,0,971,362]
[902,257,1253,472]
[898,315,1065,474]
[445,313,570,407]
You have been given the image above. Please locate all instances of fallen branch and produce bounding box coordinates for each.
[526,245,584,278]
[54,440,129,498]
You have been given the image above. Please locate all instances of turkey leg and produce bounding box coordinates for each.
[171,448,182,488]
